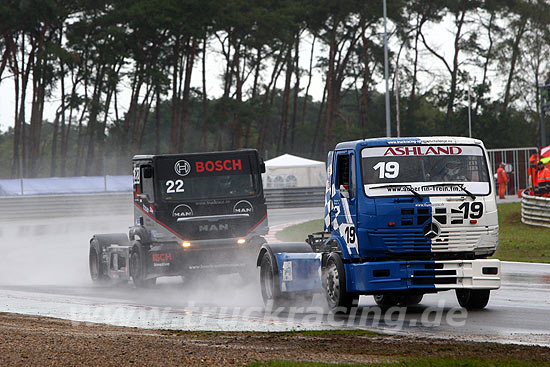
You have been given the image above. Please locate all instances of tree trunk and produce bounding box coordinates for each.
[502,17,527,114]
[289,33,300,150]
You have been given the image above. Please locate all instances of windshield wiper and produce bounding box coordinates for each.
[371,184,423,201]
[421,183,476,200]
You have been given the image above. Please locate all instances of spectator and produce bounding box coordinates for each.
[536,160,550,197]
[496,163,508,199]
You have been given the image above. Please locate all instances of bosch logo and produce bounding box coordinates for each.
[195,159,242,173]
[423,222,440,239]
[174,160,191,176]
[233,200,253,214]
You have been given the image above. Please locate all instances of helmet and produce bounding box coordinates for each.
[445,160,462,177]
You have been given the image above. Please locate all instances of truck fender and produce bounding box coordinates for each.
[90,233,130,253]
[129,226,152,243]
[325,235,352,260]
[256,242,313,267]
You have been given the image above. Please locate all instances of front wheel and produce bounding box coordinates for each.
[324,254,358,311]
[455,289,490,310]
[130,248,156,288]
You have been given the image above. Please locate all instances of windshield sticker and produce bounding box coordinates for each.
[174,160,191,176]
[362,145,483,157]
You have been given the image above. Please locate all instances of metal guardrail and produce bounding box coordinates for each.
[0,187,325,221]
[521,190,550,228]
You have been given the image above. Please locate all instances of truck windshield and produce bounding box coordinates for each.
[154,153,260,201]
[159,174,259,201]
[361,145,491,197]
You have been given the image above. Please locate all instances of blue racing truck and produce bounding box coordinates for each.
[258,137,500,310]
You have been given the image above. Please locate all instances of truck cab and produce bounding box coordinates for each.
[258,137,500,310]
[89,149,268,287]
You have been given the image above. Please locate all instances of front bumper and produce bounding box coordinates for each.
[347,259,501,293]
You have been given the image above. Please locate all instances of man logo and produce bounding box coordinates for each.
[233,200,253,214]
[174,160,191,176]
[172,204,193,218]
[423,222,440,239]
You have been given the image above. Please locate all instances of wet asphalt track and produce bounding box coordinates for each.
[0,207,549,346]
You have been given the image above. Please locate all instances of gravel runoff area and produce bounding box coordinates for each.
[1,312,550,366]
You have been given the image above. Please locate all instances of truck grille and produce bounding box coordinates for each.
[370,230,430,252]
[370,226,496,253]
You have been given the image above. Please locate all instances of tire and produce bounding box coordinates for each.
[323,253,357,311]
[455,289,490,310]
[259,251,286,308]
[400,294,423,306]
[89,247,108,283]
[374,294,423,308]
[373,294,400,308]
[130,247,156,288]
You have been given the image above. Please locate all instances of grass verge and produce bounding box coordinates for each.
[276,203,549,263]
[248,358,550,367]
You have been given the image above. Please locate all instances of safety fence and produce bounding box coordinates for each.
[487,147,538,197]
[0,187,326,221]
[521,190,550,228]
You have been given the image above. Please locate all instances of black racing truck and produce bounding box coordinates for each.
[89,149,268,287]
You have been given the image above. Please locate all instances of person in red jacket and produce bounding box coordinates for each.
[536,161,550,197]
[496,163,508,199]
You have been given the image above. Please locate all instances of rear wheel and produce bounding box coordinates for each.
[324,254,357,311]
[260,251,286,308]
[89,247,108,283]
[130,248,156,288]
[456,289,490,310]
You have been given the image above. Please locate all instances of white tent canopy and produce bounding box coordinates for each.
[263,154,326,188]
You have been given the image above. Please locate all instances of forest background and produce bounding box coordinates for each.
[0,0,548,178]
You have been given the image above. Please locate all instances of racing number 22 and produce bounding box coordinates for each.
[166,180,184,193]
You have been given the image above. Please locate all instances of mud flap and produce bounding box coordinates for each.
[273,253,323,293]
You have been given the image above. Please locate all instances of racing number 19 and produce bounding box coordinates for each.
[458,202,483,219]
[344,225,356,244]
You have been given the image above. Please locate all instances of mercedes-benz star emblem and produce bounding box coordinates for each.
[423,222,440,239]
[174,160,191,176]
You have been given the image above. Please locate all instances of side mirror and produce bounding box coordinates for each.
[142,165,153,179]
[260,162,266,174]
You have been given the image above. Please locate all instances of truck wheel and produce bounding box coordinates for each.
[89,247,108,283]
[260,251,286,308]
[130,248,156,288]
[400,294,423,306]
[324,253,357,311]
[455,289,490,310]
[374,294,423,307]
[373,294,400,308]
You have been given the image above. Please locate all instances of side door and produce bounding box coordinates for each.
[332,151,358,257]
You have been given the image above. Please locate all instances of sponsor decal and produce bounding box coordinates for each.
[384,146,463,156]
[172,204,193,218]
[195,159,242,173]
[199,224,229,232]
[142,204,151,214]
[152,253,172,262]
[174,160,191,176]
[233,200,253,214]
